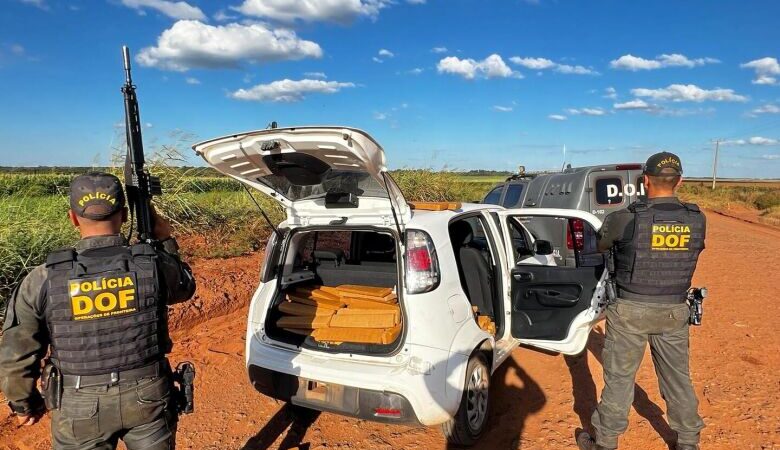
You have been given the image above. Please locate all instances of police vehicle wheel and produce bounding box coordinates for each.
[441,352,490,447]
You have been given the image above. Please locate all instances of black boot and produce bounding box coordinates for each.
[575,430,616,450]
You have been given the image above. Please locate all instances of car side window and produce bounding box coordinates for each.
[507,218,534,262]
[502,184,524,207]
[595,177,624,206]
[483,186,503,205]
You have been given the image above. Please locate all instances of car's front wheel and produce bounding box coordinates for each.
[441,352,490,447]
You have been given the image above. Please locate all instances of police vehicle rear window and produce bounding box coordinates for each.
[502,184,524,207]
[483,186,503,205]
[595,177,624,206]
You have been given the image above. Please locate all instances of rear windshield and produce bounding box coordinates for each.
[502,183,524,207]
[255,170,389,201]
[595,177,624,206]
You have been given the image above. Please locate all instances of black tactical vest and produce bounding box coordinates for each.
[43,243,170,375]
[614,200,705,303]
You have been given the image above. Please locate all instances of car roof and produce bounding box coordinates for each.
[407,202,500,228]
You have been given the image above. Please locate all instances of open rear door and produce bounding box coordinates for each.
[497,209,607,355]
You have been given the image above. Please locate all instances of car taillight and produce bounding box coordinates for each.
[566,218,585,251]
[405,230,440,294]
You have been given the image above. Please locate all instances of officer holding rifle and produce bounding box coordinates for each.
[577,152,707,450]
[0,46,196,450]
[0,173,195,449]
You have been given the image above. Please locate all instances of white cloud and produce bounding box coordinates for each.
[762,154,780,160]
[406,67,424,75]
[613,99,652,110]
[750,104,780,115]
[631,84,747,102]
[566,107,606,116]
[407,0,426,4]
[20,0,49,11]
[610,53,720,71]
[214,9,238,21]
[604,87,617,99]
[437,54,516,79]
[10,44,25,55]
[185,76,200,84]
[373,111,387,120]
[230,79,355,102]
[431,47,448,54]
[120,0,206,20]
[741,57,780,86]
[548,114,567,121]
[493,105,513,112]
[555,64,598,75]
[378,48,394,58]
[234,0,391,24]
[372,56,383,63]
[510,56,598,75]
[722,136,779,146]
[304,71,327,79]
[136,20,322,71]
[510,57,555,69]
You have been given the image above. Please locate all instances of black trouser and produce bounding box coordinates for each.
[51,373,177,450]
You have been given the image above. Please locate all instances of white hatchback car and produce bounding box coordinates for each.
[194,127,608,446]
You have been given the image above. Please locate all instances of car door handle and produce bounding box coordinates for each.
[528,288,579,306]
[512,271,534,281]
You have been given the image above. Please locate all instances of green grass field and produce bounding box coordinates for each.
[2,167,778,309]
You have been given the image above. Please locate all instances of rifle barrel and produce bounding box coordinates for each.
[122,45,132,84]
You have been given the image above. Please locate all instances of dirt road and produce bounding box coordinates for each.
[2,211,779,450]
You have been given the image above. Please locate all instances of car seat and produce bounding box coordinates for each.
[450,221,494,318]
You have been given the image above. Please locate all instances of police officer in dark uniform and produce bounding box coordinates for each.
[0,173,196,449]
[577,152,706,450]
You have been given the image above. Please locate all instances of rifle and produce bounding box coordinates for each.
[121,46,161,244]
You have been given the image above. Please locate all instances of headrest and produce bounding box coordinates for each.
[312,250,344,264]
[450,221,474,247]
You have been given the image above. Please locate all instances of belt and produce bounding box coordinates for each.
[62,359,169,388]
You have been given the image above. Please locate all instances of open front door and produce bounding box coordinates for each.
[497,209,607,355]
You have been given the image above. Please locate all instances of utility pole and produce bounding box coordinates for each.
[711,139,721,190]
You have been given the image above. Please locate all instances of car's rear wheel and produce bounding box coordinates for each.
[441,352,490,447]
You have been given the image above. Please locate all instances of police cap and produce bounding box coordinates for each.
[69,172,126,220]
[644,151,683,176]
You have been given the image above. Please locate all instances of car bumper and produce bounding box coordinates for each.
[248,364,422,425]
[245,334,458,426]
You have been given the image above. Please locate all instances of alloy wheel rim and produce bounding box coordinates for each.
[466,363,489,432]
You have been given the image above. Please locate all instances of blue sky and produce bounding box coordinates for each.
[1,0,779,178]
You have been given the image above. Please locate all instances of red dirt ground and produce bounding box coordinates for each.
[2,211,779,449]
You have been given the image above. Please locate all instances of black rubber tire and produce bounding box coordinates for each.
[440,352,491,447]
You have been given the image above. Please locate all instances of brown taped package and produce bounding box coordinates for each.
[477,315,497,335]
[278,301,336,317]
[287,294,344,310]
[312,325,401,345]
[277,315,332,329]
[330,310,399,328]
[277,284,402,345]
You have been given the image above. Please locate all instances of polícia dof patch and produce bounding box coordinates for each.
[68,273,138,321]
[651,224,691,251]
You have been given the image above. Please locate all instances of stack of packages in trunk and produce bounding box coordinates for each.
[276,285,401,344]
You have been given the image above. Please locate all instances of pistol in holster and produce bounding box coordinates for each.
[604,250,618,305]
[687,287,708,326]
[172,361,195,415]
[41,363,62,410]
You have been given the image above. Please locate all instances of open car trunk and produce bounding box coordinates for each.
[265,228,404,355]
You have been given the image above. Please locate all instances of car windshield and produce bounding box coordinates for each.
[255,170,389,201]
